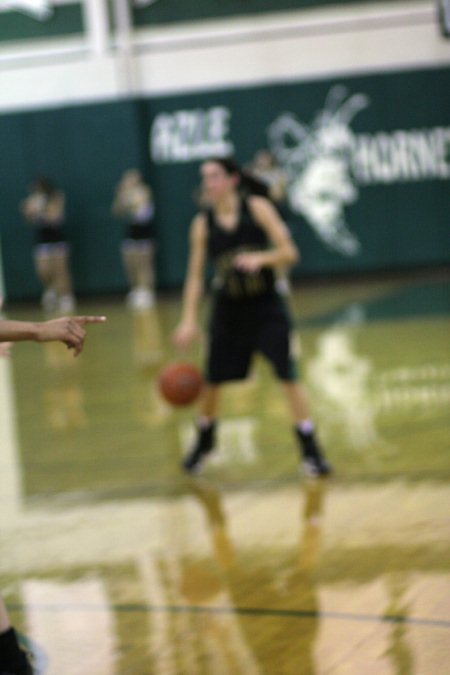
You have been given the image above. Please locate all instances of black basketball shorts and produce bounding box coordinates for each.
[206,293,298,383]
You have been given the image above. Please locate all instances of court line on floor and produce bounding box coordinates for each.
[8,603,450,628]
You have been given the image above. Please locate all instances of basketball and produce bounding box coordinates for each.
[158,362,203,406]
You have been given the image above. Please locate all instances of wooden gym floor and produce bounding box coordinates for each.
[1,270,449,674]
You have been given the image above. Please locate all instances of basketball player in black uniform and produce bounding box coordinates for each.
[173,157,331,477]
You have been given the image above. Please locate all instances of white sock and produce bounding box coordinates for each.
[198,416,215,429]
[297,419,314,435]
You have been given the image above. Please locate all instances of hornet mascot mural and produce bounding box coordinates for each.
[268,86,369,256]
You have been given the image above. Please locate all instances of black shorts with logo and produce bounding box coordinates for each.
[206,292,298,383]
[34,224,66,245]
[125,220,155,241]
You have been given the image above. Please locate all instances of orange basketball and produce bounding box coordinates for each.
[158,362,203,406]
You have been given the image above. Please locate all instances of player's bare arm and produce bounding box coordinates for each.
[0,316,106,357]
[172,214,207,349]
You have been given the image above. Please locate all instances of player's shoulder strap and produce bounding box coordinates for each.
[204,197,253,230]
[203,207,214,234]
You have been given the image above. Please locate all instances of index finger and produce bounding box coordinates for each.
[73,316,107,325]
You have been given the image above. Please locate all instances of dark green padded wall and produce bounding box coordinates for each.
[1,67,449,300]
[0,1,422,43]
[132,0,416,26]
[0,4,83,42]
[0,100,151,299]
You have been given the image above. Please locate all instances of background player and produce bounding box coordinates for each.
[20,177,75,313]
[112,168,157,310]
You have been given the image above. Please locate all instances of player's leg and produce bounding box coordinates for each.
[121,240,154,309]
[135,242,153,290]
[134,241,155,307]
[34,247,57,311]
[121,240,139,298]
[52,246,75,312]
[257,297,332,476]
[182,303,252,473]
[182,384,221,473]
[283,381,332,476]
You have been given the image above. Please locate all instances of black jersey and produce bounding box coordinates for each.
[206,198,275,300]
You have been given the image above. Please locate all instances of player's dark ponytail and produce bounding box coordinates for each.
[207,157,270,198]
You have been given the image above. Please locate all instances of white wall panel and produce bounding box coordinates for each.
[0,55,120,111]
[0,1,448,112]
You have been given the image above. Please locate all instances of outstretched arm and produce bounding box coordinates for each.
[172,214,207,350]
[0,315,107,357]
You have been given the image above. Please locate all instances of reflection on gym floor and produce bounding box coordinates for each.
[1,271,449,674]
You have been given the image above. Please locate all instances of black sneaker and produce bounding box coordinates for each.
[0,649,34,675]
[0,656,34,675]
[182,422,216,473]
[0,629,34,675]
[295,427,332,477]
[302,452,332,477]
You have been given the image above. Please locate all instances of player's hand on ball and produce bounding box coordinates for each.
[233,252,264,273]
[172,320,200,350]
